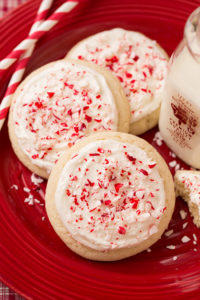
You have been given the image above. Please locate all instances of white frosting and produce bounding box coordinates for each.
[68,28,168,123]
[12,60,118,174]
[55,139,166,251]
[176,172,200,215]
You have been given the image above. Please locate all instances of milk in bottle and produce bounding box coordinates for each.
[159,7,200,168]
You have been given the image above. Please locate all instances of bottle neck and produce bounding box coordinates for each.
[184,7,200,63]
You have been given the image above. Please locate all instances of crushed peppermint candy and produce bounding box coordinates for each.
[34,199,40,204]
[169,161,177,168]
[175,164,180,171]
[153,131,163,147]
[182,222,188,229]
[179,210,187,220]
[173,256,178,261]
[24,194,34,206]
[24,193,40,206]
[181,236,191,243]
[13,60,118,175]
[11,184,18,190]
[31,173,44,185]
[23,187,31,193]
[193,233,197,241]
[193,233,197,245]
[164,229,174,237]
[55,139,166,251]
[166,245,176,250]
[68,28,168,123]
[169,151,176,158]
[169,160,180,171]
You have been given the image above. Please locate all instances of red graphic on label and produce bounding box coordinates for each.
[171,103,187,125]
[168,94,198,149]
[171,102,197,135]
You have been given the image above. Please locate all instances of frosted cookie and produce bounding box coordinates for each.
[46,132,175,261]
[8,59,130,179]
[66,28,169,135]
[175,170,200,227]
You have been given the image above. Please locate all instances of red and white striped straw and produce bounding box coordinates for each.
[0,0,78,129]
[0,1,78,75]
[29,0,54,34]
[0,0,54,128]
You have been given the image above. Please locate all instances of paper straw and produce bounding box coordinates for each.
[0,1,77,74]
[0,1,78,129]
[0,0,53,125]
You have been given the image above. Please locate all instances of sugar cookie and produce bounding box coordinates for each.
[66,28,168,135]
[46,132,175,261]
[8,59,130,178]
[175,170,200,227]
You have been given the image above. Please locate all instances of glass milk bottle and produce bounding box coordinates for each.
[159,7,200,168]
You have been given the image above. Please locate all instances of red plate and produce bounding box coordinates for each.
[1,0,200,299]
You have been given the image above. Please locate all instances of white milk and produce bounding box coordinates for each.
[159,8,200,168]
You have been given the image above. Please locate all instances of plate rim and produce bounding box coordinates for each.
[1,0,200,299]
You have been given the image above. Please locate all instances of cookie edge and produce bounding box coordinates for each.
[45,131,175,261]
[8,59,130,179]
